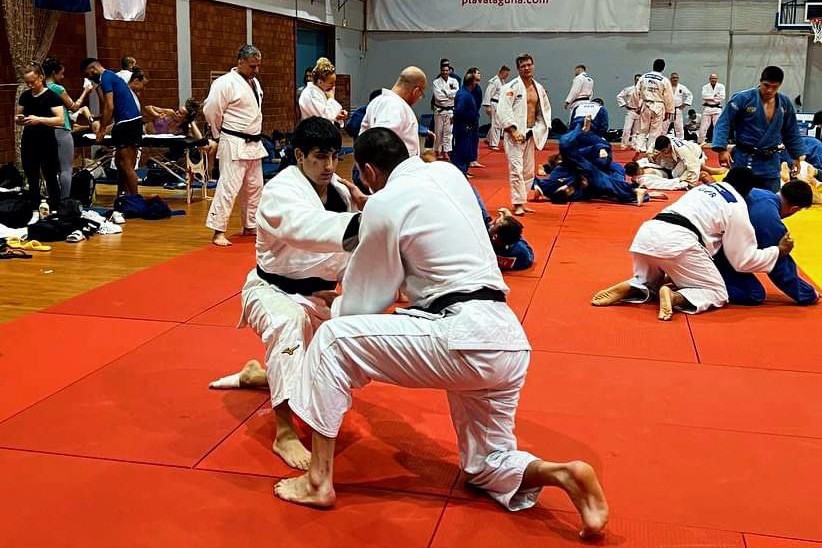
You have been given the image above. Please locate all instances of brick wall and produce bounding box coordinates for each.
[0,16,17,164]
[48,13,89,101]
[95,0,179,109]
[252,11,296,133]
[190,0,246,105]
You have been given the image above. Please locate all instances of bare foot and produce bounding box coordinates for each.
[635,187,647,206]
[212,232,232,247]
[521,205,536,213]
[274,474,336,508]
[557,461,609,539]
[592,281,633,306]
[648,191,668,200]
[273,436,312,471]
[658,285,676,321]
[209,359,268,390]
[513,206,526,216]
[470,161,485,168]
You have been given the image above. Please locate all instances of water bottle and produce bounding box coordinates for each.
[38,200,49,220]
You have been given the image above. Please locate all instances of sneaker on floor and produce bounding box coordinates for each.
[111,211,126,225]
[98,221,123,235]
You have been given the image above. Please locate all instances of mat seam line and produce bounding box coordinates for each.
[182,290,243,324]
[38,309,184,324]
[685,315,703,364]
[191,399,272,470]
[0,322,180,427]
[426,498,451,548]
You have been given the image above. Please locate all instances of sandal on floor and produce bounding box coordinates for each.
[66,230,86,243]
[7,238,51,252]
[0,247,33,259]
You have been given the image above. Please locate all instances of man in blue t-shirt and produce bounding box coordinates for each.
[715,179,818,305]
[82,57,143,195]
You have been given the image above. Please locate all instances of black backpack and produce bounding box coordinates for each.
[70,169,96,207]
[0,163,24,190]
[0,193,31,228]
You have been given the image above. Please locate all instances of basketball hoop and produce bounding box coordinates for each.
[811,17,822,43]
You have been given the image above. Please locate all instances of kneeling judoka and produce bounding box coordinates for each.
[209,117,365,470]
[716,179,817,306]
[273,128,609,539]
[592,167,795,320]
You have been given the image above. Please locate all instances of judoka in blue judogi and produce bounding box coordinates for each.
[451,73,481,175]
[712,66,805,193]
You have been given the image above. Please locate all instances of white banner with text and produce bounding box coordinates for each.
[368,0,651,33]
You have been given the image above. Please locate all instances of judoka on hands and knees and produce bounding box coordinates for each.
[209,117,364,470]
[273,127,609,539]
[592,167,795,321]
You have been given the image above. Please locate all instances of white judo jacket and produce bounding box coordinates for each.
[255,165,358,281]
[298,82,343,122]
[496,77,552,150]
[360,88,420,156]
[631,182,780,273]
[203,68,267,161]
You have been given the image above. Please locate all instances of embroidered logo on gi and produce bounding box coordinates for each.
[282,344,300,355]
[745,106,756,114]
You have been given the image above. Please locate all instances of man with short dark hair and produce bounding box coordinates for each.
[274,126,609,540]
[451,71,480,175]
[81,57,142,195]
[716,179,818,306]
[564,64,594,114]
[209,116,364,470]
[432,60,459,160]
[117,55,136,83]
[635,59,674,152]
[650,134,707,188]
[496,53,552,216]
[712,66,806,193]
[616,74,642,150]
[203,45,266,247]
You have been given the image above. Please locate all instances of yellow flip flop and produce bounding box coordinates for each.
[7,238,51,252]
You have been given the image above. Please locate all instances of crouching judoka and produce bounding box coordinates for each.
[209,117,364,470]
[273,128,610,539]
[716,180,818,306]
[649,135,719,188]
[592,167,795,320]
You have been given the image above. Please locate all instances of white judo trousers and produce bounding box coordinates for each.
[637,103,667,152]
[289,301,542,511]
[671,109,685,139]
[434,111,454,153]
[240,270,331,408]
[621,109,639,148]
[487,103,502,148]
[207,138,263,232]
[698,106,722,145]
[503,134,535,206]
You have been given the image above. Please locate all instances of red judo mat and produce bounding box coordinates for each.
[1,141,821,546]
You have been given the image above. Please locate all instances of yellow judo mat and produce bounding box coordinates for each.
[785,205,822,286]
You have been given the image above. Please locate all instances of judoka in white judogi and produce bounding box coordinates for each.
[635,60,674,152]
[432,66,459,156]
[650,135,706,188]
[670,74,693,139]
[617,75,642,149]
[565,65,594,114]
[482,66,510,150]
[299,81,344,122]
[274,127,609,539]
[359,68,425,157]
[203,46,266,246]
[698,75,726,145]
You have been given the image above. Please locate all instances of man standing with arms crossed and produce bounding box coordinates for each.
[204,45,266,247]
[698,73,725,146]
[497,53,552,217]
[483,65,510,151]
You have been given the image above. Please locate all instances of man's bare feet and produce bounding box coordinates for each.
[274,473,336,508]
[592,281,633,306]
[521,205,536,213]
[212,231,232,247]
[522,460,609,539]
[273,404,312,470]
[658,285,685,321]
[209,359,268,389]
[513,205,526,216]
[470,161,485,168]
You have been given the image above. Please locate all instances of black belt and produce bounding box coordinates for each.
[490,98,499,103]
[735,143,780,159]
[436,106,454,113]
[654,212,704,247]
[573,96,591,102]
[702,103,721,108]
[414,287,506,315]
[256,266,336,296]
[222,128,263,142]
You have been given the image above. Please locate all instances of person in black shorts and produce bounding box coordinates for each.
[16,64,65,214]
[81,57,143,195]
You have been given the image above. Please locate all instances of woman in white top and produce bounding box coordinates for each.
[298,57,347,122]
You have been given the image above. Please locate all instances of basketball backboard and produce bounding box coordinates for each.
[776,0,822,29]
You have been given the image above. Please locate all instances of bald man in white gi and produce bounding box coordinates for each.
[483,65,510,151]
[669,72,693,139]
[209,117,364,470]
[698,73,726,146]
[635,58,674,153]
[273,127,610,540]
[359,66,427,157]
[203,45,266,247]
[497,53,552,217]
[593,167,794,321]
[564,64,594,116]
